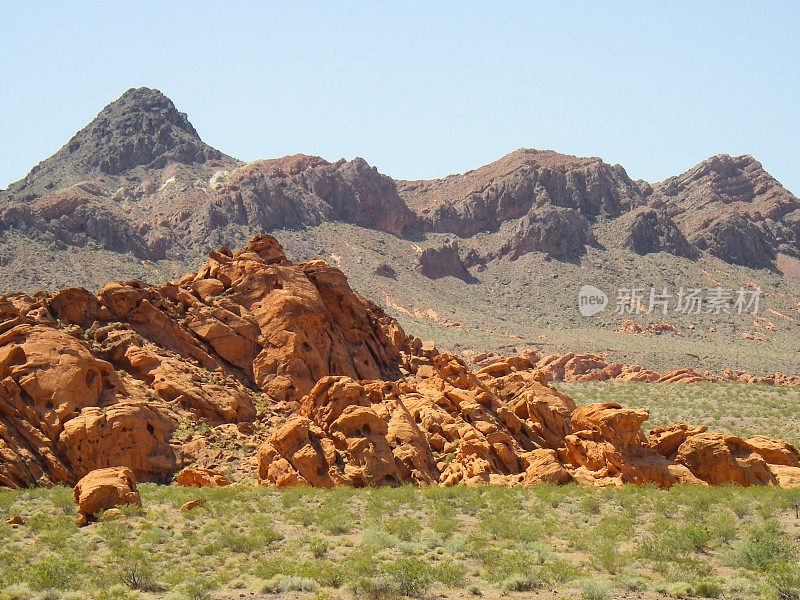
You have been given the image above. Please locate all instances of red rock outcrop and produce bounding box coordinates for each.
[0,235,419,487]
[175,466,230,487]
[0,235,797,491]
[472,351,800,387]
[73,466,141,525]
[257,355,798,489]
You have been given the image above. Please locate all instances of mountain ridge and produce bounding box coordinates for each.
[1,88,799,376]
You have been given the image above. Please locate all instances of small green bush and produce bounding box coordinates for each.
[381,557,431,598]
[579,577,610,600]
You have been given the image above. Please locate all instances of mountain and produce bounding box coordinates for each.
[1,88,799,375]
[3,87,232,201]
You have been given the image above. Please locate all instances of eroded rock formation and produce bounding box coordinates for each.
[0,235,797,490]
[0,235,417,487]
[470,349,800,387]
[73,466,141,525]
[257,355,800,488]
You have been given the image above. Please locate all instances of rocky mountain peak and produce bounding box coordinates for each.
[84,87,201,144]
[2,87,228,202]
[62,86,225,176]
[656,153,784,204]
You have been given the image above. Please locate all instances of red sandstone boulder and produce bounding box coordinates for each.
[745,436,800,467]
[73,466,141,525]
[175,466,230,487]
[674,432,776,486]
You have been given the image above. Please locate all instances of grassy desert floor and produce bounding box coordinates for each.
[558,381,800,447]
[0,483,799,600]
[1,381,800,600]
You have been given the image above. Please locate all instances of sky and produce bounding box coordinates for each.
[1,2,798,193]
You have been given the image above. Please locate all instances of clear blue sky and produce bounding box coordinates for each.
[1,2,798,193]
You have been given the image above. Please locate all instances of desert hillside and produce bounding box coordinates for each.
[2,89,799,377]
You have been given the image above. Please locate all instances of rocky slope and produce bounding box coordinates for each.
[3,88,799,281]
[2,88,800,376]
[648,154,800,267]
[0,235,797,490]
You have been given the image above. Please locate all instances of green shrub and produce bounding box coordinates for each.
[731,522,793,570]
[0,583,36,600]
[383,516,420,542]
[665,582,694,598]
[579,577,610,600]
[381,557,431,598]
[351,574,401,600]
[764,562,800,600]
[24,556,81,590]
[307,536,329,558]
[694,577,722,598]
[112,545,156,591]
[501,574,544,592]
[169,580,213,600]
[261,575,318,593]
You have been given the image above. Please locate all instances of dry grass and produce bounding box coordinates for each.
[0,482,798,600]
[558,381,800,446]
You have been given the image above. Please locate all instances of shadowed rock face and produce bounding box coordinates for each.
[196,155,419,239]
[1,89,800,295]
[397,149,647,236]
[620,207,698,258]
[416,241,473,281]
[649,154,800,267]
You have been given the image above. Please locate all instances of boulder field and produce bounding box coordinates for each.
[0,235,797,490]
[470,349,800,387]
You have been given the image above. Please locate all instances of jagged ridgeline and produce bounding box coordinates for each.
[1,87,799,288]
[1,88,799,376]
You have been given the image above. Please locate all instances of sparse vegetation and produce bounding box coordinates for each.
[0,482,797,599]
[559,380,800,445]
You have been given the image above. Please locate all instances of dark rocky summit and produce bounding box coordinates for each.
[2,87,230,203]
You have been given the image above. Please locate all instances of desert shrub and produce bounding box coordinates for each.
[592,540,624,574]
[351,574,401,600]
[95,588,138,600]
[617,568,647,591]
[675,522,712,553]
[730,521,794,570]
[111,544,156,591]
[49,486,76,515]
[694,577,722,598]
[664,582,694,598]
[383,515,420,542]
[579,495,602,515]
[307,536,329,558]
[705,510,738,545]
[24,556,82,590]
[0,583,36,600]
[539,556,581,584]
[380,557,431,598]
[501,574,544,592]
[165,580,213,600]
[579,577,610,600]
[261,575,318,593]
[429,561,466,587]
[764,562,800,600]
